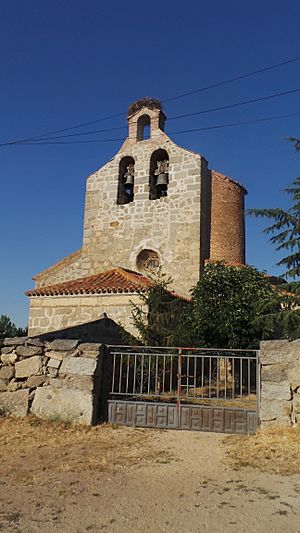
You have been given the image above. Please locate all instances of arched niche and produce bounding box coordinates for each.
[136,249,160,273]
[137,114,151,141]
[117,156,135,205]
[149,148,169,200]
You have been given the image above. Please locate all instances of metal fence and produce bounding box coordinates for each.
[108,346,259,409]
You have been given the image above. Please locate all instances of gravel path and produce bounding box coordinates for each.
[1,428,300,532]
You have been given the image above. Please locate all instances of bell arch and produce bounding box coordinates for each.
[137,114,151,141]
[117,156,135,205]
[149,148,169,200]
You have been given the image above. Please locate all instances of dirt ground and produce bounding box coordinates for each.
[0,418,300,533]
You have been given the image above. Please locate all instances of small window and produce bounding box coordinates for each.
[149,149,169,200]
[117,156,135,204]
[137,114,151,141]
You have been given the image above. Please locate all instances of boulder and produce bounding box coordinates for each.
[260,398,292,421]
[59,356,100,376]
[15,356,43,378]
[0,389,29,417]
[79,343,102,358]
[31,385,94,425]
[50,339,79,352]
[0,365,15,381]
[15,345,43,357]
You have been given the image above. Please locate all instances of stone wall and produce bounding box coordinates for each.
[28,293,143,337]
[260,339,300,427]
[0,337,106,425]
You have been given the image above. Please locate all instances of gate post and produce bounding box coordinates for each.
[177,349,182,428]
[256,349,261,428]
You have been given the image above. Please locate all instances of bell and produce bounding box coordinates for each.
[124,174,134,185]
[156,173,168,186]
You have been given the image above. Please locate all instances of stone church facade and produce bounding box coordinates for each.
[27,98,246,337]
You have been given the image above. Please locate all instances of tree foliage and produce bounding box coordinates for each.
[247,137,300,339]
[0,315,28,339]
[130,263,288,349]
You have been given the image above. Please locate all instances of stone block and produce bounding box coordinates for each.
[47,359,61,369]
[1,347,14,354]
[50,375,95,392]
[0,365,15,381]
[0,378,7,391]
[7,380,23,392]
[260,399,292,421]
[0,389,29,417]
[260,340,291,365]
[50,339,79,351]
[1,352,17,365]
[26,338,44,347]
[15,356,43,378]
[261,381,292,401]
[16,345,43,357]
[4,337,27,347]
[261,364,288,383]
[26,376,47,388]
[31,386,94,425]
[59,356,99,376]
[44,350,68,361]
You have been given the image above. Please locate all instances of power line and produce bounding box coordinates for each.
[164,56,300,103]
[1,86,299,146]
[12,111,300,146]
[168,88,300,121]
[1,54,299,148]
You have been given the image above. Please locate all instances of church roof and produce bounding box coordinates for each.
[26,267,153,297]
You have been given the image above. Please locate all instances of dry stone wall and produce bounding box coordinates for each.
[260,339,300,427]
[0,337,105,425]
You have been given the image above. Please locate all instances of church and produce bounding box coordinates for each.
[26,98,247,337]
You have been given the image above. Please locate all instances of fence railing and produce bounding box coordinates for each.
[108,346,258,408]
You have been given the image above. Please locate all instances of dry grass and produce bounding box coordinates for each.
[224,425,300,475]
[0,415,171,485]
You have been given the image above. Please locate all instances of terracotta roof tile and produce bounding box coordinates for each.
[26,268,153,297]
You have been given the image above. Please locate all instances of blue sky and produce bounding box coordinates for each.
[0,0,299,327]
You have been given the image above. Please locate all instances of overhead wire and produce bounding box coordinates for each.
[1,86,299,146]
[0,55,300,148]
[13,111,300,145]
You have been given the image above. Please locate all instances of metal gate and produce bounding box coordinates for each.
[107,346,259,434]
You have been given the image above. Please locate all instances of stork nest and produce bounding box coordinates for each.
[128,97,162,117]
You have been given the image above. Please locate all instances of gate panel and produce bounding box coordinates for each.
[107,346,258,435]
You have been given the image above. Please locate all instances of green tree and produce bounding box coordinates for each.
[130,271,188,346]
[247,137,300,339]
[130,263,281,349]
[0,315,28,339]
[178,262,280,349]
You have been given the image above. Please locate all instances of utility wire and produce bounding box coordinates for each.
[1,55,299,148]
[5,86,298,144]
[164,56,300,103]
[13,111,300,145]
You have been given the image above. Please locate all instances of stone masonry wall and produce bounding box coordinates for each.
[0,337,106,425]
[260,339,300,427]
[28,293,143,337]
